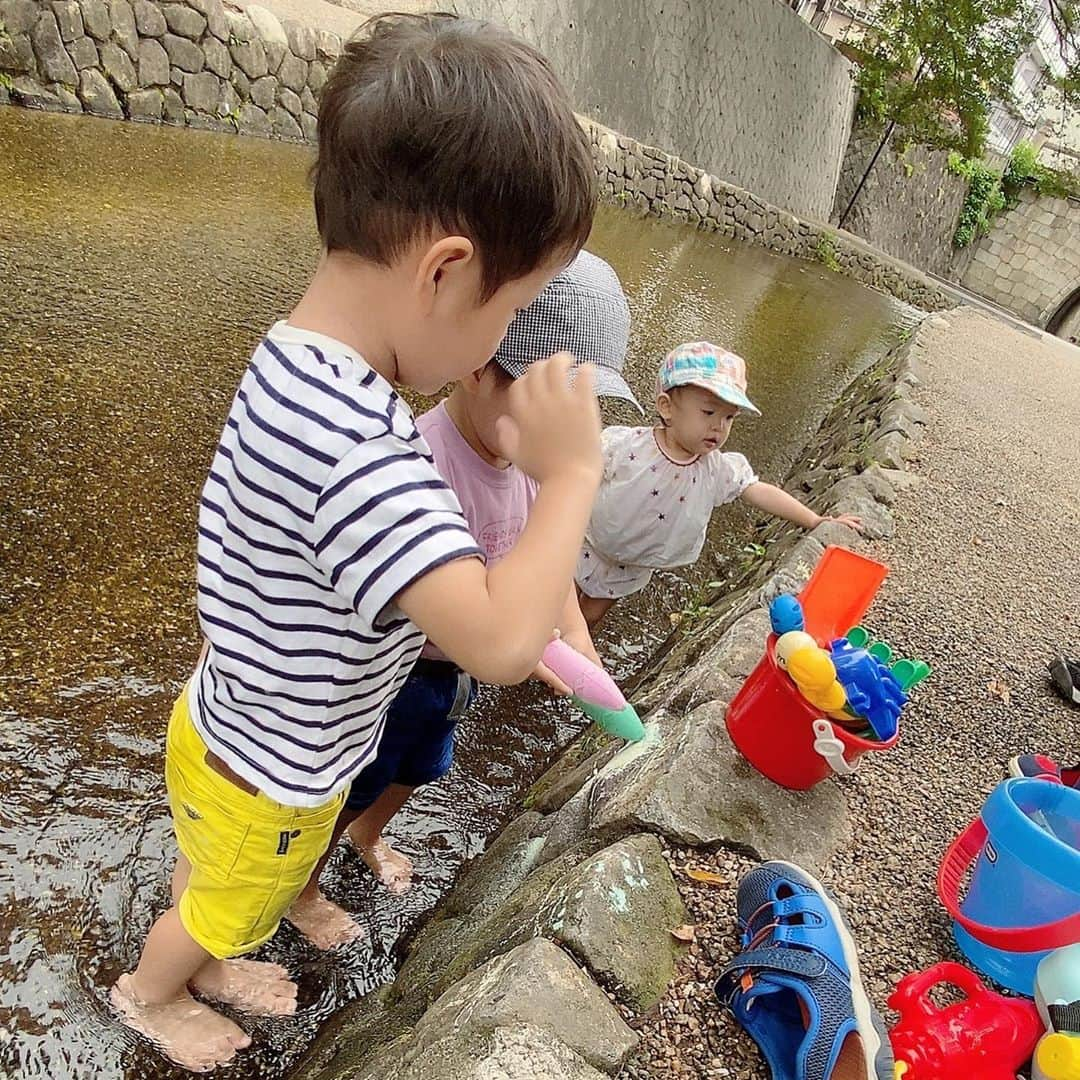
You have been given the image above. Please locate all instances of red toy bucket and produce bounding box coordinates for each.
[725,635,899,790]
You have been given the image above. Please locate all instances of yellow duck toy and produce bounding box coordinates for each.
[775,631,816,668]
[785,644,848,714]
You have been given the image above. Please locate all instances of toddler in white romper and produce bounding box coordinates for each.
[575,342,864,627]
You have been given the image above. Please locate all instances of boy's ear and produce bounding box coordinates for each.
[460,366,486,395]
[415,235,477,310]
[655,391,674,423]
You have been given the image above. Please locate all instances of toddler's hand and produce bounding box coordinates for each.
[820,512,865,533]
[494,353,602,487]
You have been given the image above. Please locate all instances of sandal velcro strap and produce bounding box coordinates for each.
[1048,1001,1080,1033]
[715,946,828,1005]
[770,895,827,921]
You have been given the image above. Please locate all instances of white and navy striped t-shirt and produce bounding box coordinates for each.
[191,322,482,807]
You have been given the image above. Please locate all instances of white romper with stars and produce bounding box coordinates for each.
[575,425,758,599]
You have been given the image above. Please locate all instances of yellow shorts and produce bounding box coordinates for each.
[165,691,344,959]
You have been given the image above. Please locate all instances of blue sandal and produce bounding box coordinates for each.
[715,861,893,1080]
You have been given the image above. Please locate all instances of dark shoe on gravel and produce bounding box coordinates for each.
[716,860,893,1080]
[1049,656,1080,708]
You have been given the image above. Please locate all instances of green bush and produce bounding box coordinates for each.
[815,233,842,272]
[949,153,1006,247]
[1002,141,1080,203]
[948,142,1080,248]
[1004,141,1039,184]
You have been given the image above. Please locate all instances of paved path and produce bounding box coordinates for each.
[624,306,1080,1077]
[841,305,1080,988]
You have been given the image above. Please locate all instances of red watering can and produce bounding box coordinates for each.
[888,962,1042,1080]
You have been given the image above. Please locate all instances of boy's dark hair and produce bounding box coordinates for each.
[483,357,516,386]
[314,12,596,300]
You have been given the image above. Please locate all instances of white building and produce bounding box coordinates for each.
[986,3,1070,158]
[789,0,874,44]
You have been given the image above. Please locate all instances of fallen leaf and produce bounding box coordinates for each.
[671,924,696,943]
[987,678,1011,705]
[686,868,726,886]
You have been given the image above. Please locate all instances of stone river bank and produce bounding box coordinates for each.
[622,308,1080,1078]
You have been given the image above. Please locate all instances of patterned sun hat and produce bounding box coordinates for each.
[656,341,761,416]
[493,250,642,413]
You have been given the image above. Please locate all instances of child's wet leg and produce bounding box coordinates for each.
[345,784,416,894]
[577,591,617,630]
[190,957,298,1016]
[168,852,299,1012]
[286,809,367,950]
[112,906,251,1073]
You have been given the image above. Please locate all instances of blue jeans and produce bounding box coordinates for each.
[345,659,476,813]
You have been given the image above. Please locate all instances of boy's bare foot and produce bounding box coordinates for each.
[111,972,251,1073]
[349,835,414,894]
[286,890,366,950]
[190,958,299,1016]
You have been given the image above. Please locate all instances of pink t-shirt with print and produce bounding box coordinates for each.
[416,401,537,659]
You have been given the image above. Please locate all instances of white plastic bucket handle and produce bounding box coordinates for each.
[812,718,857,776]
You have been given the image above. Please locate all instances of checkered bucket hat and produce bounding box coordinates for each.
[493,250,642,413]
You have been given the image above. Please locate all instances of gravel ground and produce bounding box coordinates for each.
[620,307,1080,1078]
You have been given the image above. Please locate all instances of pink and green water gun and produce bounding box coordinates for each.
[541,638,646,742]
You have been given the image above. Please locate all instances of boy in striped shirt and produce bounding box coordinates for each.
[112,13,602,1072]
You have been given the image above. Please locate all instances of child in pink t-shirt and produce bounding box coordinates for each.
[287,250,639,947]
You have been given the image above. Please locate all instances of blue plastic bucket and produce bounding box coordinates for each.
[937,779,1080,995]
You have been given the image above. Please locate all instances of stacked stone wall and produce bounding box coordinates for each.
[831,122,969,279]
[0,0,334,138]
[961,186,1080,329]
[1,1,950,312]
